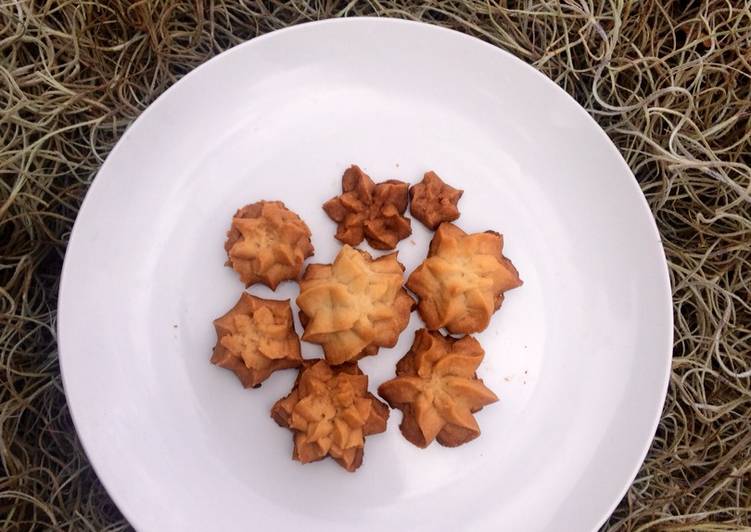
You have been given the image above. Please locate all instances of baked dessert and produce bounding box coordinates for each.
[378,329,497,448]
[409,171,463,230]
[296,245,414,365]
[225,200,314,289]
[211,293,302,387]
[323,165,411,250]
[271,360,389,472]
[407,222,522,334]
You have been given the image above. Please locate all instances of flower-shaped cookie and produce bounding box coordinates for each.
[271,360,389,472]
[296,245,414,365]
[409,171,463,230]
[323,165,412,250]
[407,222,522,334]
[211,293,302,387]
[378,329,497,448]
[225,200,314,289]
[297,245,415,364]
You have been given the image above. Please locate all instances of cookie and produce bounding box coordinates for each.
[211,293,302,388]
[323,165,411,250]
[271,360,389,472]
[407,222,522,334]
[225,200,314,289]
[296,245,414,365]
[409,171,463,230]
[378,329,497,448]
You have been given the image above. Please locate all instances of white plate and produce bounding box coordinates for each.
[58,18,672,532]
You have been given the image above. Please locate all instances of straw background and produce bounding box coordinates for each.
[1,1,749,530]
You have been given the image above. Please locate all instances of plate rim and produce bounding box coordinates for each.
[57,16,673,531]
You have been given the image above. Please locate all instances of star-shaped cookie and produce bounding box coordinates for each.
[271,360,390,472]
[409,171,463,230]
[211,293,302,388]
[296,244,414,365]
[407,222,522,334]
[378,329,498,448]
[225,200,314,289]
[323,165,412,250]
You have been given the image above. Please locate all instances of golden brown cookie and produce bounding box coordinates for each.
[271,360,389,472]
[409,171,463,230]
[211,293,302,388]
[323,165,411,250]
[225,200,314,289]
[296,245,415,365]
[407,222,522,334]
[378,329,497,448]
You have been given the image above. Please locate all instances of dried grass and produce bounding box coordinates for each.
[1,1,749,530]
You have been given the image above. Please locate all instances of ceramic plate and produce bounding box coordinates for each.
[58,18,672,532]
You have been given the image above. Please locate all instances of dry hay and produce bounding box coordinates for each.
[1,1,749,530]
